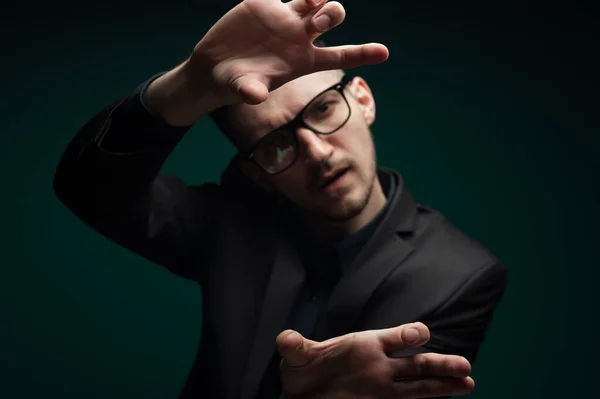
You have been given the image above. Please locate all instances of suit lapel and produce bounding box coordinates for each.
[238,233,306,399]
[313,171,419,340]
[313,232,414,340]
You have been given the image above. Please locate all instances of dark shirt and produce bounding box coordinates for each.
[257,177,397,398]
[289,176,397,340]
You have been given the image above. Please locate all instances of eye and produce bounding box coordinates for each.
[308,101,337,119]
[315,102,332,114]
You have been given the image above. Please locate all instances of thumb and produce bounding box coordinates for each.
[230,75,269,105]
[376,322,431,353]
[276,330,314,368]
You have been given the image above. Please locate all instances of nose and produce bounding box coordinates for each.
[296,127,334,164]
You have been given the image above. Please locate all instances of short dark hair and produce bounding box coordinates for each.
[209,38,337,150]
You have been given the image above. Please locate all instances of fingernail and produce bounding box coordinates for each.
[404,327,421,344]
[314,14,331,32]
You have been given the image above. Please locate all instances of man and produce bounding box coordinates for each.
[53,0,507,398]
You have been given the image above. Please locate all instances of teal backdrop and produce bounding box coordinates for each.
[2,1,598,398]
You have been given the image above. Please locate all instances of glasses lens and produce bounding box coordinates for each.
[252,128,297,174]
[302,89,350,134]
[249,84,350,174]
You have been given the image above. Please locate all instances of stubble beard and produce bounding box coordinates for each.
[326,170,376,220]
[310,157,378,223]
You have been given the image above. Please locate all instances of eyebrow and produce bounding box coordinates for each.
[265,88,328,131]
[256,100,306,137]
[244,78,345,151]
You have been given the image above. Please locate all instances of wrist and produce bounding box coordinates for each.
[143,59,225,127]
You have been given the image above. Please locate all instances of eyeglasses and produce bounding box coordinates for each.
[240,75,353,175]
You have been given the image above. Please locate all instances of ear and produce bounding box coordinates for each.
[240,160,275,192]
[348,77,376,126]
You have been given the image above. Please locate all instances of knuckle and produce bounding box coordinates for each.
[394,358,417,379]
[413,355,425,377]
[440,357,454,374]
[339,48,348,66]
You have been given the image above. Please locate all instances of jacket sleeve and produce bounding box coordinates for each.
[423,260,508,364]
[53,76,222,282]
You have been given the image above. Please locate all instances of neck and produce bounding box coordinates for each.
[303,179,387,247]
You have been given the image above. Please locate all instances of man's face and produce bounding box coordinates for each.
[231,71,378,222]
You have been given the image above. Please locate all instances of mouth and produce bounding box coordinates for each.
[317,168,350,191]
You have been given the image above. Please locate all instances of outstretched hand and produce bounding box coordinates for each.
[276,322,474,399]
[191,0,389,105]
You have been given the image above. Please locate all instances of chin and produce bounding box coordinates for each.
[316,187,371,222]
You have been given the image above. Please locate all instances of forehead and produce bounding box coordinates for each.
[229,70,345,147]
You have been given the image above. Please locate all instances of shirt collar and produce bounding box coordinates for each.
[333,172,397,272]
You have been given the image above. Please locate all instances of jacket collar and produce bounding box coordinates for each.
[378,167,418,235]
[220,161,418,237]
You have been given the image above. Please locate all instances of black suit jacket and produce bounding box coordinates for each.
[53,89,507,399]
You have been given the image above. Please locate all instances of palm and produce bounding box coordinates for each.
[281,331,386,397]
[191,0,388,104]
[235,1,318,63]
[201,0,315,85]
[314,333,388,399]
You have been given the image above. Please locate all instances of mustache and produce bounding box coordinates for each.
[307,158,353,191]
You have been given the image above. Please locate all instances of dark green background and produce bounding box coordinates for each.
[2,1,598,398]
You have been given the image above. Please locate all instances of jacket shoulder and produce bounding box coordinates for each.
[412,204,504,276]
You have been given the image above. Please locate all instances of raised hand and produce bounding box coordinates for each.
[190,0,389,105]
[276,322,474,399]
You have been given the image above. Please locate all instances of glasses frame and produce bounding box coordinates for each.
[240,75,353,175]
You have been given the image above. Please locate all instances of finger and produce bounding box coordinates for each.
[230,75,269,105]
[375,322,430,353]
[394,376,475,399]
[276,330,316,368]
[313,43,389,71]
[289,0,328,16]
[393,353,472,379]
[306,1,345,35]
